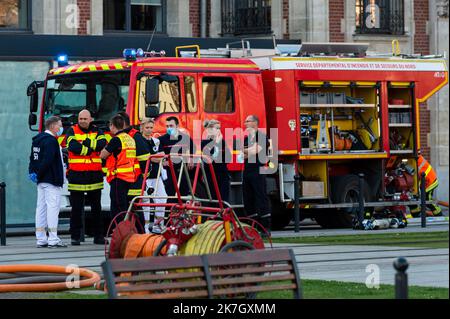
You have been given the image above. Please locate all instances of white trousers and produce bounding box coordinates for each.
[35,183,62,245]
[143,178,167,223]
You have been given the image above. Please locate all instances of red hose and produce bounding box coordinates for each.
[438,201,449,208]
[0,265,100,292]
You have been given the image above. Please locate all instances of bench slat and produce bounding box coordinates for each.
[207,249,292,267]
[109,255,204,273]
[115,271,205,283]
[212,273,295,286]
[212,283,297,296]
[211,265,292,277]
[116,279,208,292]
[120,289,209,299]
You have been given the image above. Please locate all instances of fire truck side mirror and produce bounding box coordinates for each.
[27,81,44,113]
[28,113,37,126]
[145,105,160,118]
[29,93,38,113]
[145,78,160,105]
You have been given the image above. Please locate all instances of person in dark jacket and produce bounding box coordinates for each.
[201,119,231,203]
[242,115,271,234]
[28,116,67,248]
[159,116,196,203]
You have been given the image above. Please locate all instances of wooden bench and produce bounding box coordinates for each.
[101,248,302,299]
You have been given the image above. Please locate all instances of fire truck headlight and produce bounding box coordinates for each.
[57,54,68,67]
[123,48,137,61]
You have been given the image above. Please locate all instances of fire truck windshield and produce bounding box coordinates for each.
[44,71,130,129]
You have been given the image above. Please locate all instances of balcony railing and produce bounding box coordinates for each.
[356,0,405,35]
[221,0,272,36]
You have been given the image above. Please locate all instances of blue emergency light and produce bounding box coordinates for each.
[123,48,145,61]
[123,48,137,61]
[57,54,69,67]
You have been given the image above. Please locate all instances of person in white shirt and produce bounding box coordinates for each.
[28,116,67,248]
[140,118,167,234]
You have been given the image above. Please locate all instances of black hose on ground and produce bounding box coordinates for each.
[0,276,74,285]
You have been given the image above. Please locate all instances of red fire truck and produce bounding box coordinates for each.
[27,43,448,229]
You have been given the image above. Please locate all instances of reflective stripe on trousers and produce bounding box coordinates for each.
[68,182,104,191]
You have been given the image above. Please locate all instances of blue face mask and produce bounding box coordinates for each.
[57,127,64,136]
[167,127,176,136]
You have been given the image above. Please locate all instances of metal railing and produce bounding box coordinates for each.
[356,0,405,35]
[221,0,272,36]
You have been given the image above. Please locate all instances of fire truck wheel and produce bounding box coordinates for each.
[314,175,373,228]
[326,174,373,228]
[269,195,294,230]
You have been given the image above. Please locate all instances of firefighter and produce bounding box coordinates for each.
[201,119,231,203]
[410,153,442,217]
[242,115,271,235]
[100,115,139,222]
[66,110,107,245]
[141,118,167,234]
[28,116,67,248]
[159,116,196,203]
[117,112,150,207]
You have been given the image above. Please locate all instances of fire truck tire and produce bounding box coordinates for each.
[269,194,294,230]
[327,174,373,228]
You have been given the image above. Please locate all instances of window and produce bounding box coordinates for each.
[159,79,181,113]
[184,76,197,113]
[203,77,234,113]
[221,0,271,36]
[104,0,164,32]
[355,0,404,35]
[0,0,30,30]
[44,72,130,125]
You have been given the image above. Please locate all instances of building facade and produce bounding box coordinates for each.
[0,0,448,226]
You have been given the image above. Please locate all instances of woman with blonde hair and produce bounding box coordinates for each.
[201,119,231,203]
[140,118,167,234]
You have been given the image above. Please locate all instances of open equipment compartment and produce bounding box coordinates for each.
[299,81,383,156]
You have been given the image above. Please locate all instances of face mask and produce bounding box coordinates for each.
[167,127,176,136]
[57,127,64,136]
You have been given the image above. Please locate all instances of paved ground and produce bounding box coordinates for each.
[274,243,449,288]
[1,224,448,292]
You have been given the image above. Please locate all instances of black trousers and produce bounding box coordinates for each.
[70,190,103,240]
[164,167,192,204]
[127,175,146,231]
[110,178,131,222]
[205,169,230,203]
[242,170,271,229]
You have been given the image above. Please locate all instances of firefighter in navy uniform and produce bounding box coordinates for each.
[66,110,107,245]
[242,115,272,236]
[117,112,150,229]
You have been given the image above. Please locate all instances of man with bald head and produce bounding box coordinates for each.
[66,109,107,245]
